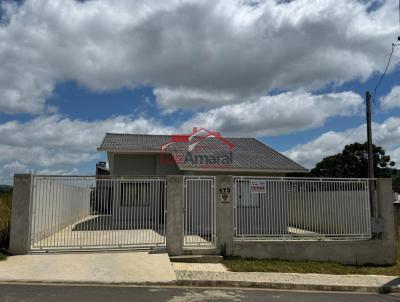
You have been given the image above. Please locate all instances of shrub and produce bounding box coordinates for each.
[0,191,12,249]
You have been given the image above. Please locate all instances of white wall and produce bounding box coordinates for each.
[287,190,370,236]
[110,153,182,176]
[30,179,91,243]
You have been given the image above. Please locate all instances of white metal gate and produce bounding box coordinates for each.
[30,176,166,251]
[183,176,216,247]
[234,177,371,240]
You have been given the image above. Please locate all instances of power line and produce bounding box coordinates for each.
[372,42,399,104]
[333,2,400,153]
[372,0,400,103]
[334,118,364,150]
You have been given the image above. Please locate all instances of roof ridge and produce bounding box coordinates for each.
[105,133,171,136]
[105,133,258,139]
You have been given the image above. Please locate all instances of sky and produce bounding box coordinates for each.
[0,0,400,184]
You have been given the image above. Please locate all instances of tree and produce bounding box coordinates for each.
[310,142,395,178]
[393,175,400,193]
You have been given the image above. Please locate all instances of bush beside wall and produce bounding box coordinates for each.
[0,190,12,249]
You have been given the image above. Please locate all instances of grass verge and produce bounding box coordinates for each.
[223,257,400,276]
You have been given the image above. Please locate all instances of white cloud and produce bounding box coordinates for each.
[154,87,239,112]
[0,88,363,182]
[183,91,363,136]
[381,85,400,109]
[284,117,400,168]
[389,148,400,167]
[0,114,174,182]
[0,0,398,114]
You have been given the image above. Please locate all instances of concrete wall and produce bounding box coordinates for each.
[110,153,182,176]
[166,176,184,255]
[233,240,395,265]
[30,180,91,243]
[216,175,234,256]
[232,179,396,265]
[9,174,32,255]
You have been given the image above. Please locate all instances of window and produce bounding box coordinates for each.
[120,182,151,206]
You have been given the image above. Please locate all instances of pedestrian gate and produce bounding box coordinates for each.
[183,176,216,247]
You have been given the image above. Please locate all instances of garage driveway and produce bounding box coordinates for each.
[0,252,176,284]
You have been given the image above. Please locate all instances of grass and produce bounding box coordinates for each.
[0,252,7,261]
[223,226,400,276]
[0,190,12,251]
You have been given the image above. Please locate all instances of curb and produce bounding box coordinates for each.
[0,280,178,287]
[0,278,398,294]
[176,279,400,294]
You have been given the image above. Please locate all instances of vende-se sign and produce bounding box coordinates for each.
[250,180,266,193]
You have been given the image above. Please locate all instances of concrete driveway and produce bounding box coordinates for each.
[0,252,176,284]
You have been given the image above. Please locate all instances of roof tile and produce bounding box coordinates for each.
[98,133,306,172]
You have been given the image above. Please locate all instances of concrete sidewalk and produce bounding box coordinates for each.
[175,269,400,293]
[0,252,176,285]
[1,253,399,294]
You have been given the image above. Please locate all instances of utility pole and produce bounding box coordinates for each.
[366,91,374,179]
[366,91,378,229]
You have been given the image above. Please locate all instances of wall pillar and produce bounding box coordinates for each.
[9,174,33,255]
[216,175,234,256]
[376,178,396,263]
[166,175,184,256]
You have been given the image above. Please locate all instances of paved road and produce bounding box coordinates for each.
[0,284,399,301]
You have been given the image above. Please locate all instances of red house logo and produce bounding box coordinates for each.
[160,127,235,168]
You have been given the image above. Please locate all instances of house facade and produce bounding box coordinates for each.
[97,128,307,176]
[8,129,396,266]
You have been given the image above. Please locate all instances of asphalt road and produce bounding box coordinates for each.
[0,284,399,302]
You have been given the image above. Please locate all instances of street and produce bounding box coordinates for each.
[0,284,399,302]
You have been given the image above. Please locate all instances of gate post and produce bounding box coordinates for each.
[216,175,234,256]
[375,178,396,263]
[9,174,33,255]
[166,175,184,256]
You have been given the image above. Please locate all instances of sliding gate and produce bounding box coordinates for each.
[29,176,166,251]
[183,176,216,247]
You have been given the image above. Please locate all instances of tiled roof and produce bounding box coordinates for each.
[98,133,306,172]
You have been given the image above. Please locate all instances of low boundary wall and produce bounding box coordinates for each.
[9,175,396,265]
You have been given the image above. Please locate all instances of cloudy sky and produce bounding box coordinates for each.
[0,0,400,183]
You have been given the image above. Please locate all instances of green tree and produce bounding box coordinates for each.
[393,176,400,193]
[310,142,395,178]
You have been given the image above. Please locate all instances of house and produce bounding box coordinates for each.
[9,128,396,266]
[97,128,307,176]
[95,161,110,176]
